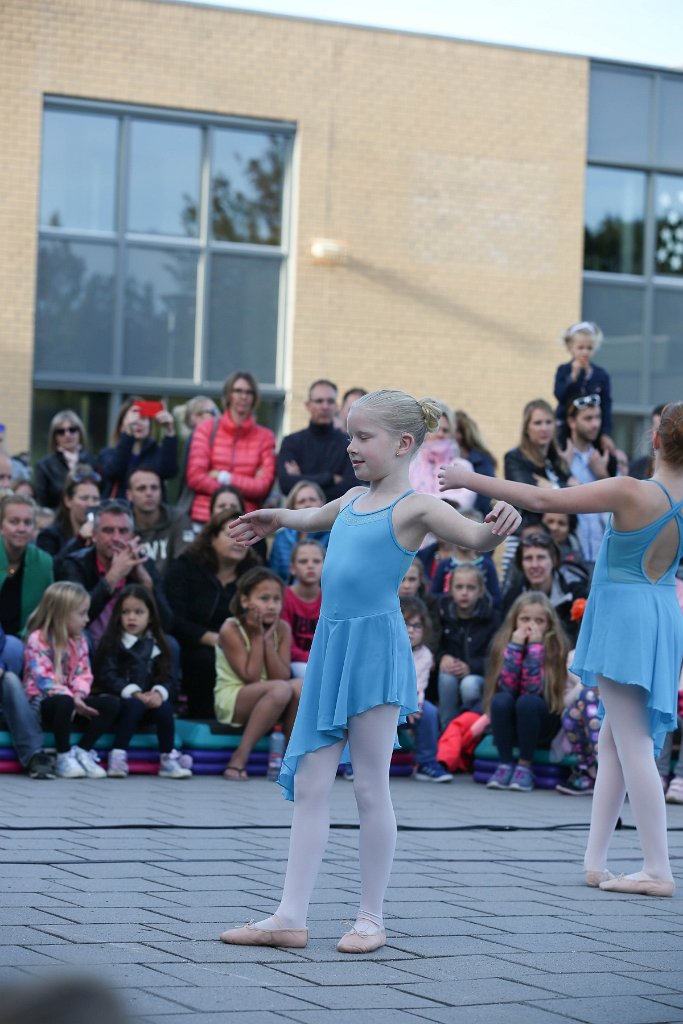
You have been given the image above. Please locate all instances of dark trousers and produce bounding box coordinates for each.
[180,645,216,718]
[490,691,561,764]
[39,694,120,754]
[112,697,175,753]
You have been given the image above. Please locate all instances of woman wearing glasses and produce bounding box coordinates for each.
[33,411,98,510]
[186,371,276,523]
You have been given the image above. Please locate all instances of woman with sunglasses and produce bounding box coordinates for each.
[440,401,683,897]
[36,466,101,564]
[33,411,97,510]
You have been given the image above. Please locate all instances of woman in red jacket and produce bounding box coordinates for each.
[186,371,277,522]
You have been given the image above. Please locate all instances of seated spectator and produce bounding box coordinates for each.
[430,510,501,608]
[36,466,101,563]
[454,409,497,518]
[56,500,172,646]
[23,581,119,779]
[563,394,617,562]
[99,398,178,499]
[410,404,476,511]
[281,540,324,678]
[554,651,601,797]
[0,495,54,673]
[186,371,276,522]
[93,584,191,779]
[165,509,260,717]
[398,558,441,650]
[504,399,572,530]
[126,467,193,577]
[33,410,97,510]
[0,453,13,496]
[540,511,585,568]
[335,387,367,433]
[278,379,357,503]
[175,395,220,514]
[269,481,330,582]
[215,567,301,780]
[12,479,35,499]
[436,565,501,730]
[554,321,613,449]
[485,592,568,793]
[630,404,666,480]
[35,507,55,533]
[211,484,267,563]
[0,622,56,779]
[502,532,588,643]
[181,395,219,437]
[400,596,452,783]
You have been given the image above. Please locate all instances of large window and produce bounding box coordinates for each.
[35,99,294,430]
[583,63,683,442]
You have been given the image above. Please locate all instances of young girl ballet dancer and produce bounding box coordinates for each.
[484,592,568,792]
[214,567,301,780]
[440,400,683,895]
[93,585,191,779]
[23,582,120,778]
[220,389,521,951]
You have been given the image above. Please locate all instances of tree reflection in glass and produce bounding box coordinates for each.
[203,131,286,245]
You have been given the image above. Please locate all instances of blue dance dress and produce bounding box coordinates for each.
[278,490,420,801]
[571,480,683,755]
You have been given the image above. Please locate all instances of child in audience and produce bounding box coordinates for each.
[436,565,501,730]
[484,592,568,792]
[554,321,613,448]
[269,481,330,581]
[555,651,600,796]
[215,567,301,780]
[398,558,441,650]
[430,510,501,607]
[23,582,119,779]
[93,584,191,779]
[281,540,324,678]
[401,595,453,783]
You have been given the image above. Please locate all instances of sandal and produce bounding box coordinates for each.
[223,765,248,781]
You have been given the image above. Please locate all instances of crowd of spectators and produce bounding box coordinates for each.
[0,329,681,797]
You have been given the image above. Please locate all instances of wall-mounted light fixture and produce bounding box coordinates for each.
[310,238,347,263]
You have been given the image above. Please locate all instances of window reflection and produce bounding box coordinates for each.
[588,66,652,164]
[655,176,683,276]
[128,120,201,237]
[40,110,117,231]
[584,167,645,275]
[35,239,115,374]
[657,77,683,168]
[652,290,683,402]
[211,131,286,245]
[123,247,197,379]
[582,281,644,405]
[206,254,280,381]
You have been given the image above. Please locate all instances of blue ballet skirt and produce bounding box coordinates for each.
[571,480,683,756]
[278,490,419,801]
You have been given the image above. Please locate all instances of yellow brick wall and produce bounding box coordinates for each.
[0,0,588,461]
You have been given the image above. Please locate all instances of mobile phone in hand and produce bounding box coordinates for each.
[136,400,164,419]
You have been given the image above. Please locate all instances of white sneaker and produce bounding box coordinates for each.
[72,746,107,779]
[56,751,86,779]
[158,750,192,779]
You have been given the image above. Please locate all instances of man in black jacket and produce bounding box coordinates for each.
[56,501,173,644]
[277,380,357,502]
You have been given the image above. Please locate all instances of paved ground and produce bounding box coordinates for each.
[0,772,682,1024]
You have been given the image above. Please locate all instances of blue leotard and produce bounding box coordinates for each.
[278,490,420,801]
[571,480,683,754]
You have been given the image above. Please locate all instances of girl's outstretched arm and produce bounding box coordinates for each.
[400,493,521,552]
[229,486,366,546]
[438,463,641,517]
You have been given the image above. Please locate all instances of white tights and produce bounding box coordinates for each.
[584,676,672,882]
[256,703,401,932]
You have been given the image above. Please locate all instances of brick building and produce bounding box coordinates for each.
[1,0,681,461]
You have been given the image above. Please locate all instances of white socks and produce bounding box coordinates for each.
[585,676,673,882]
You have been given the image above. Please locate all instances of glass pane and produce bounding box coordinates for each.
[128,120,201,237]
[40,109,117,231]
[655,175,683,277]
[588,66,652,164]
[652,289,683,404]
[206,254,280,382]
[211,130,287,244]
[584,166,645,275]
[582,280,645,404]
[657,76,683,168]
[123,247,197,379]
[32,388,110,463]
[35,239,115,375]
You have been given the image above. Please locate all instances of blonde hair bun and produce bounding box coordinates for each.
[419,398,442,434]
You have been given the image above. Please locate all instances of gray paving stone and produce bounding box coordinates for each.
[408,1005,576,1024]
[146,961,318,986]
[390,954,551,981]
[282,1012,442,1024]
[531,996,683,1024]
[396,978,554,1006]
[529,970,679,998]
[274,984,440,1009]
[132,985,317,1012]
